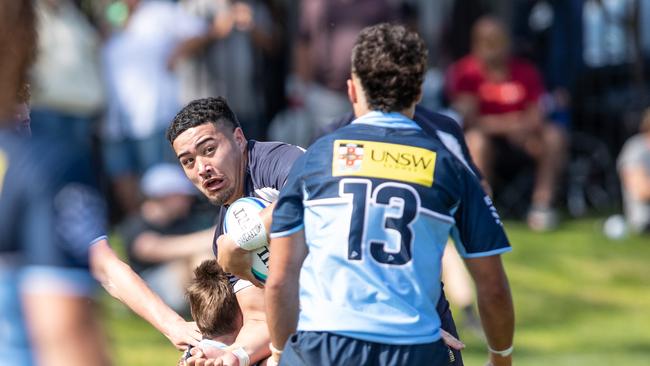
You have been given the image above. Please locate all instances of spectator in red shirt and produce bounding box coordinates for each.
[447,16,567,231]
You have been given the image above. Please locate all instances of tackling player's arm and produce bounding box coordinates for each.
[265,230,308,363]
[90,239,201,350]
[217,202,276,286]
[464,255,514,366]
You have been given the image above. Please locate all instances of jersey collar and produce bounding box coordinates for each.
[351,111,421,130]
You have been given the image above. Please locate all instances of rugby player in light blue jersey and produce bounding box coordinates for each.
[267,23,514,366]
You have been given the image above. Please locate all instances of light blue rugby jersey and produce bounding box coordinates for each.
[271,111,510,345]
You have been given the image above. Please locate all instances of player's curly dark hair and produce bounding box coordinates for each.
[351,23,427,113]
[167,97,241,144]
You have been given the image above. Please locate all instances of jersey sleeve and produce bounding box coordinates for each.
[270,154,308,238]
[450,159,511,258]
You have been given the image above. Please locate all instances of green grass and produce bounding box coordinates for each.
[104,218,650,365]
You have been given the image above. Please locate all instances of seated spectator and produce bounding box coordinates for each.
[181,260,268,366]
[447,16,568,231]
[120,163,215,313]
[617,108,650,233]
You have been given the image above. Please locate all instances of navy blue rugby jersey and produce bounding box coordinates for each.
[271,112,510,345]
[211,140,304,286]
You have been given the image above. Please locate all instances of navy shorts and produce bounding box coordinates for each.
[279,331,454,366]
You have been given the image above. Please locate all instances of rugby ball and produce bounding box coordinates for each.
[224,197,271,282]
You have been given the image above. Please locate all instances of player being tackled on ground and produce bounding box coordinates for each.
[266,23,515,366]
[180,259,271,366]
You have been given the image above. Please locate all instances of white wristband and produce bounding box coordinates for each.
[231,346,250,366]
[269,342,283,363]
[487,344,513,357]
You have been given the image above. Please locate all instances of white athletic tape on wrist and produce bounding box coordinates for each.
[269,342,283,363]
[269,342,283,355]
[487,344,513,357]
[231,346,250,366]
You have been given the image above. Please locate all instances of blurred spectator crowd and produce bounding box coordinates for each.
[27,0,650,235]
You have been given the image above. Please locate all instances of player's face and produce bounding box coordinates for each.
[173,122,247,206]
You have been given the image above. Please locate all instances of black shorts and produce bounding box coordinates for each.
[279,331,454,366]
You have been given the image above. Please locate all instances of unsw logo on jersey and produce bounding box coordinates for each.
[332,140,436,187]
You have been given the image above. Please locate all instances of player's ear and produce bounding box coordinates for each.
[347,78,357,104]
[233,127,247,153]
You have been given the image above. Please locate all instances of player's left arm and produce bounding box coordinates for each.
[452,157,514,366]
[266,230,308,364]
[464,255,514,366]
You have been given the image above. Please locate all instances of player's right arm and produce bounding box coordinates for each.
[216,203,276,287]
[90,239,201,350]
[266,230,307,363]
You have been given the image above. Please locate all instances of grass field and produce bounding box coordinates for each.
[104,218,650,365]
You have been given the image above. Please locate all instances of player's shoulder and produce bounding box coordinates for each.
[247,140,304,171]
[248,140,305,160]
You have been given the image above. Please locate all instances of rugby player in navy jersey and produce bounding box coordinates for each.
[266,23,514,366]
[167,97,304,365]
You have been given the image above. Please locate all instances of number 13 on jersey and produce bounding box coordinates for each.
[339,178,421,266]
